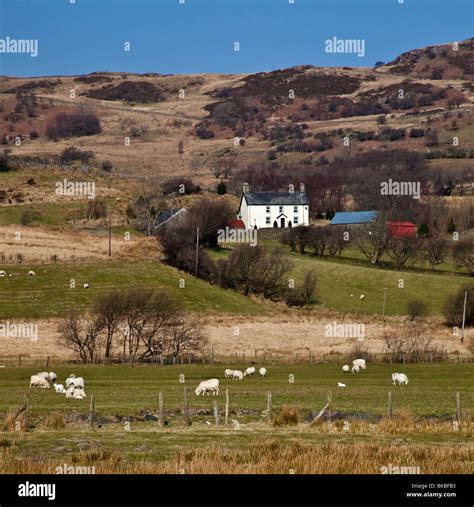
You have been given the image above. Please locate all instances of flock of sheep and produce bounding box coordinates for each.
[341,359,409,386]
[1,270,90,288]
[29,372,87,399]
[195,366,267,396]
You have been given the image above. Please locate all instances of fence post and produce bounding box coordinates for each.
[327,391,332,420]
[184,387,191,425]
[388,391,393,419]
[18,355,22,367]
[24,395,29,432]
[159,355,164,366]
[213,400,219,426]
[242,352,245,364]
[89,395,95,428]
[45,356,50,369]
[267,391,272,424]
[225,389,229,425]
[159,391,164,426]
[269,352,272,365]
[456,392,461,423]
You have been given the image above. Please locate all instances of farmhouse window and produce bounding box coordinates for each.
[266,217,271,225]
[294,206,298,214]
[266,206,270,214]
[279,206,283,213]
[294,216,299,224]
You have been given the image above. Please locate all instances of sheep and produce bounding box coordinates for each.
[65,374,76,388]
[232,370,244,381]
[0,270,6,277]
[337,382,347,388]
[351,364,360,374]
[359,294,365,300]
[392,372,409,385]
[70,377,85,389]
[224,368,234,378]
[30,375,49,388]
[259,367,267,377]
[352,359,366,370]
[244,367,256,377]
[28,270,36,276]
[37,372,49,380]
[65,385,75,398]
[48,372,57,382]
[83,284,90,289]
[54,383,66,393]
[195,379,219,396]
[342,364,350,372]
[73,386,87,399]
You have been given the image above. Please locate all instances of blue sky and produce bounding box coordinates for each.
[0,0,472,76]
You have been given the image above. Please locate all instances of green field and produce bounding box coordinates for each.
[1,363,472,420]
[0,262,263,319]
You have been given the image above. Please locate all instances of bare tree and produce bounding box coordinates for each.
[353,218,388,265]
[386,236,422,269]
[420,237,448,270]
[452,238,474,275]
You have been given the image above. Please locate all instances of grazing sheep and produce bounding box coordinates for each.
[28,270,36,276]
[259,367,267,377]
[244,367,256,377]
[342,364,350,372]
[83,284,90,289]
[73,386,86,399]
[65,374,76,387]
[65,385,75,398]
[0,270,6,277]
[70,377,85,389]
[54,383,66,393]
[351,364,360,374]
[195,379,219,396]
[232,370,244,381]
[352,359,366,370]
[392,372,409,385]
[224,368,234,378]
[337,382,347,388]
[48,372,57,382]
[37,372,49,380]
[359,294,365,300]
[30,375,49,388]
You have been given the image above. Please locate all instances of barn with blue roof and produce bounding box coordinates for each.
[330,211,379,225]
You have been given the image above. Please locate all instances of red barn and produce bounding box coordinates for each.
[387,221,416,238]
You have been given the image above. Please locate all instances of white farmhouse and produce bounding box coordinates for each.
[238,183,309,229]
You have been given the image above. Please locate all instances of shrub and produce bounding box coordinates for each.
[273,406,299,427]
[29,131,39,139]
[406,299,428,321]
[86,198,107,220]
[46,112,101,140]
[0,149,12,172]
[59,146,95,164]
[285,270,317,306]
[216,181,227,195]
[443,284,474,327]
[85,81,164,103]
[20,209,37,226]
[195,123,215,139]
[101,160,114,173]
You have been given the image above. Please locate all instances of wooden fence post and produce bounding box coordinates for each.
[159,391,164,426]
[224,389,229,426]
[388,391,393,419]
[45,356,50,368]
[242,352,245,364]
[89,395,95,428]
[456,392,461,423]
[24,395,29,432]
[184,387,191,425]
[267,391,272,424]
[18,355,21,367]
[213,400,219,426]
[327,391,332,420]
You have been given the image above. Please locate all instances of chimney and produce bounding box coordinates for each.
[300,182,305,193]
[243,182,249,194]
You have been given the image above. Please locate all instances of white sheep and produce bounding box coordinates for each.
[54,383,66,393]
[83,284,90,289]
[342,364,350,372]
[337,382,347,388]
[352,359,366,370]
[48,372,57,382]
[195,379,219,396]
[392,372,409,385]
[65,385,75,398]
[359,294,365,300]
[28,270,36,276]
[73,386,86,399]
[37,371,49,380]
[30,375,49,388]
[259,367,267,377]
[224,368,234,378]
[244,367,256,377]
[0,270,6,277]
[232,370,244,381]
[71,377,85,389]
[351,364,360,373]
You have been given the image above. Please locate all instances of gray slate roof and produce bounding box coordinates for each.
[244,192,308,206]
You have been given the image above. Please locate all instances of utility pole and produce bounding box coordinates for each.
[461,290,467,344]
[108,206,112,257]
[194,226,200,277]
[382,288,388,320]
